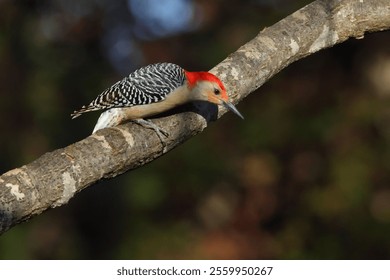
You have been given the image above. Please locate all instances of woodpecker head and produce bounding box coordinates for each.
[185,71,244,119]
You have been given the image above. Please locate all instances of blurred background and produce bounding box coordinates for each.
[1,0,390,259]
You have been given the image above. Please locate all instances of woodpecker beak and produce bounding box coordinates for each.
[222,100,244,119]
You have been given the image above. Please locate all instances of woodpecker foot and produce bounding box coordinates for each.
[133,119,169,150]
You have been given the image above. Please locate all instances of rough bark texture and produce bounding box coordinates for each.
[1,0,389,234]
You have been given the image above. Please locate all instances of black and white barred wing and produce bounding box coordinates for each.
[71,63,185,118]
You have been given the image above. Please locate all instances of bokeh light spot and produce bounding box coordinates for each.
[128,0,195,39]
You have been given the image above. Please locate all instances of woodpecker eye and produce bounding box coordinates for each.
[214,88,221,95]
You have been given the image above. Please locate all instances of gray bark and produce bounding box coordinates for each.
[1,0,389,235]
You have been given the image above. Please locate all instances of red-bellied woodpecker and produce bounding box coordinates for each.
[71,63,243,139]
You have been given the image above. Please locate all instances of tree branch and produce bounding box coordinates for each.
[1,0,389,235]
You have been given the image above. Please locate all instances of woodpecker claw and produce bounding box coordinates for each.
[133,119,169,150]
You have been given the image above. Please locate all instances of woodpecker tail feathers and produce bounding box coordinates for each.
[71,105,102,119]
